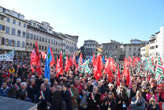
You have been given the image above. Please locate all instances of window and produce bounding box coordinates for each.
[1,37,4,45]
[30,33,33,39]
[24,24,26,28]
[13,19,16,24]
[19,21,21,26]
[36,36,39,40]
[34,34,36,40]
[17,30,21,37]
[22,41,25,48]
[42,38,44,42]
[39,36,41,41]
[0,16,4,20]
[8,40,12,46]
[26,32,29,39]
[6,17,10,22]
[48,39,50,43]
[5,38,8,45]
[11,28,16,35]
[26,42,29,46]
[11,40,14,46]
[0,24,5,31]
[133,53,136,56]
[23,32,26,37]
[17,41,20,47]
[5,26,10,34]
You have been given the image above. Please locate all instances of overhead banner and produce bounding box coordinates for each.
[0,51,15,61]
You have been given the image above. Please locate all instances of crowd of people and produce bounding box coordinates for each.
[0,56,164,110]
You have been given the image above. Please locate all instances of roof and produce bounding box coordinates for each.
[27,25,63,40]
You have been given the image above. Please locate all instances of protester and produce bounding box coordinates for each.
[148,97,160,110]
[0,52,164,110]
[130,90,146,110]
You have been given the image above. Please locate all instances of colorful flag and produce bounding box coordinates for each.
[50,47,55,67]
[41,51,46,60]
[65,55,70,72]
[94,55,102,80]
[56,52,63,77]
[155,54,164,84]
[30,42,41,76]
[126,67,130,86]
[44,47,52,81]
[117,65,120,86]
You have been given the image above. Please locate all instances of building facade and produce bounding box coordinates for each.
[0,6,28,56]
[26,20,63,56]
[0,6,78,57]
[58,33,78,56]
[102,40,122,62]
[123,39,146,58]
[141,27,164,60]
[83,40,99,58]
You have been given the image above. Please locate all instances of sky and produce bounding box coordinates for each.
[1,0,164,47]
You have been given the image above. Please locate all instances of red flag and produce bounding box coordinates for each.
[79,53,83,64]
[55,52,64,77]
[50,47,55,67]
[59,52,63,70]
[73,54,78,72]
[73,54,76,66]
[69,56,73,67]
[65,55,70,72]
[108,70,114,82]
[41,51,46,60]
[126,67,130,86]
[30,42,41,76]
[94,55,102,80]
[30,50,36,73]
[104,58,110,74]
[117,65,120,86]
[56,57,60,77]
[93,56,98,75]
[110,58,116,72]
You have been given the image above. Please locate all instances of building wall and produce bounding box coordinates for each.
[140,26,164,60]
[59,34,78,56]
[0,12,27,54]
[26,26,63,56]
[0,6,79,57]
[83,40,98,57]
[102,41,122,62]
[124,44,143,58]
[157,27,164,60]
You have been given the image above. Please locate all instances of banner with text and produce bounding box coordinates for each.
[0,51,15,61]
